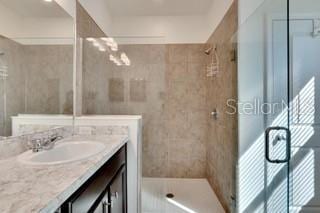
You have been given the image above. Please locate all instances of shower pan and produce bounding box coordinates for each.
[142,178,224,213]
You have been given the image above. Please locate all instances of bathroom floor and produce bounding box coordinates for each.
[142,178,225,213]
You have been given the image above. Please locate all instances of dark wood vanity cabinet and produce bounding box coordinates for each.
[92,166,126,213]
[108,166,126,213]
[59,145,127,213]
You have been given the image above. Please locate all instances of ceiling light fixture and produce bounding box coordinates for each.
[93,41,100,47]
[110,42,118,51]
[120,53,130,66]
[86,37,95,42]
[101,37,114,46]
[44,0,53,2]
[101,37,118,52]
[109,54,123,66]
[109,54,116,62]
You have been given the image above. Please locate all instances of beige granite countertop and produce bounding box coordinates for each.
[0,135,128,213]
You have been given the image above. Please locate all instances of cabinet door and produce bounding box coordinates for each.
[60,147,126,213]
[93,191,109,213]
[109,167,126,213]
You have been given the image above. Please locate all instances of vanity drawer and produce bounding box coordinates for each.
[61,145,126,213]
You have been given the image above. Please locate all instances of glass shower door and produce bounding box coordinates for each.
[237,0,290,212]
[239,0,320,212]
[261,0,320,211]
[288,0,320,212]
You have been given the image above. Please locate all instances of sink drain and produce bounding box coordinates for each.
[166,193,174,198]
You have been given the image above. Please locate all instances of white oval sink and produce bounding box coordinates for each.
[18,141,106,166]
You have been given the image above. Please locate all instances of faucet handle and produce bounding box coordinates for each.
[31,138,42,146]
[30,138,42,152]
[49,134,63,143]
[49,133,58,139]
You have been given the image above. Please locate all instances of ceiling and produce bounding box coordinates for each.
[106,0,214,16]
[0,0,70,18]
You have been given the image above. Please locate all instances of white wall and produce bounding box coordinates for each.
[77,0,234,44]
[16,18,74,45]
[0,3,23,38]
[55,0,76,18]
[238,0,264,24]
[1,0,234,45]
[206,0,234,41]
[110,15,209,44]
[110,0,233,44]
[0,1,73,45]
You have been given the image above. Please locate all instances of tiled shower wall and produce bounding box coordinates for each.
[0,37,25,136]
[82,40,112,114]
[77,4,208,177]
[205,1,238,211]
[0,36,73,136]
[107,44,208,178]
[23,45,73,115]
[76,2,111,115]
[81,43,208,178]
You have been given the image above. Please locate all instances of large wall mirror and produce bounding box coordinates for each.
[0,0,74,138]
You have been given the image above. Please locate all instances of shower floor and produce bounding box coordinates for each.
[142,178,225,213]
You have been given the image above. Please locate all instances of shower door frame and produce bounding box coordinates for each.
[264,4,291,211]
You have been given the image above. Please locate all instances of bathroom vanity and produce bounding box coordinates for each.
[10,115,142,213]
[0,135,129,213]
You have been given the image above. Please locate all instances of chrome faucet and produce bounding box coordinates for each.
[30,134,63,152]
[30,139,43,152]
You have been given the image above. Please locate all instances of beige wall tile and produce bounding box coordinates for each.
[187,44,207,64]
[167,44,188,64]
[109,78,125,102]
[205,1,238,212]
[88,43,208,179]
[166,63,188,82]
[129,79,147,102]
[0,36,73,136]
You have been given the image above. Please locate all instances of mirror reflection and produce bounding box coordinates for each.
[0,0,74,137]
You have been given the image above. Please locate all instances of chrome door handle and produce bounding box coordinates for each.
[265,126,291,164]
[111,191,119,199]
